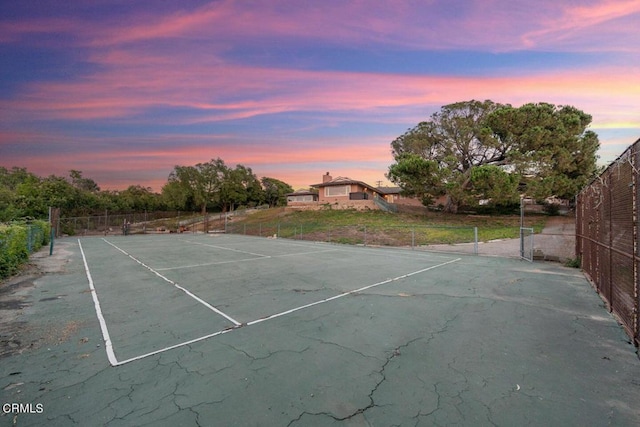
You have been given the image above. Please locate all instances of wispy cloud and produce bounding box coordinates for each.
[3,58,637,129]
[1,0,638,191]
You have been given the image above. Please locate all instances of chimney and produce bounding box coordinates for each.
[323,172,332,183]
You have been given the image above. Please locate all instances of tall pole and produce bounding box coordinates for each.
[520,196,525,259]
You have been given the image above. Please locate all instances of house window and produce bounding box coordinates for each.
[288,195,315,202]
[325,185,349,197]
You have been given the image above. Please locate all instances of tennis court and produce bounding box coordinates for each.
[1,234,639,426]
[77,234,461,365]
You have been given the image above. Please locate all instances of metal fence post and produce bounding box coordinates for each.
[411,227,415,250]
[27,225,33,253]
[474,227,478,255]
[49,227,55,256]
[520,196,525,258]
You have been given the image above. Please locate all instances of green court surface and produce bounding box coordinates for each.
[1,234,639,426]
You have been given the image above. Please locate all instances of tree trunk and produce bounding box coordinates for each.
[444,195,458,213]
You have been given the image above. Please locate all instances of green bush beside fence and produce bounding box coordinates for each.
[0,220,50,280]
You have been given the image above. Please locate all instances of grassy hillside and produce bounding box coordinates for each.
[226,207,547,245]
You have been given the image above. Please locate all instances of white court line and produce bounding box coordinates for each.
[156,248,339,271]
[156,256,268,271]
[216,234,459,262]
[114,327,236,366]
[183,239,270,258]
[101,238,241,326]
[78,239,119,366]
[271,249,339,258]
[246,257,462,326]
[113,256,461,366]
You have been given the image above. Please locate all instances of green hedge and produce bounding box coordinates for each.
[0,220,50,280]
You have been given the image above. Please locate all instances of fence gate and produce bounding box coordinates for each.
[520,227,534,262]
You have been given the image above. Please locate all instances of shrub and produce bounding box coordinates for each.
[543,203,561,216]
[565,256,581,269]
[0,220,50,280]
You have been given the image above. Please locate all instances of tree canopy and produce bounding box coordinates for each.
[261,177,294,208]
[388,100,600,212]
[0,161,293,221]
[0,167,168,220]
[163,158,269,214]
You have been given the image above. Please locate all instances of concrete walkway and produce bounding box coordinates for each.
[532,216,576,262]
[428,215,576,262]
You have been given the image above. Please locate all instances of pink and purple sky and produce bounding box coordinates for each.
[1,0,639,191]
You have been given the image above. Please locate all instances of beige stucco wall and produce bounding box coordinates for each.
[317,183,372,203]
[286,199,378,211]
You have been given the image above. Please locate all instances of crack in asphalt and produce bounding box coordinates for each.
[287,337,424,426]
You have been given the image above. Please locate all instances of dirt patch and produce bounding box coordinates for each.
[0,242,74,358]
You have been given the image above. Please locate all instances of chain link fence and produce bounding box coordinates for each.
[56,211,186,236]
[520,227,534,262]
[576,138,639,349]
[226,222,480,255]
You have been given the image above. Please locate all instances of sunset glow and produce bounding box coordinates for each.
[1,0,639,191]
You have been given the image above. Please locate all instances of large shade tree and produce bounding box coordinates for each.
[388,100,599,212]
[163,158,270,213]
[164,158,228,215]
[261,177,294,208]
[219,164,263,212]
[486,103,600,201]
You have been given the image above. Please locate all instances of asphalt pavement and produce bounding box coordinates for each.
[1,234,638,427]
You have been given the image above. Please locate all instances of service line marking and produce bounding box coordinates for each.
[183,239,270,258]
[114,328,236,366]
[110,256,461,366]
[246,257,462,326]
[155,248,339,271]
[101,238,241,326]
[78,239,119,366]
